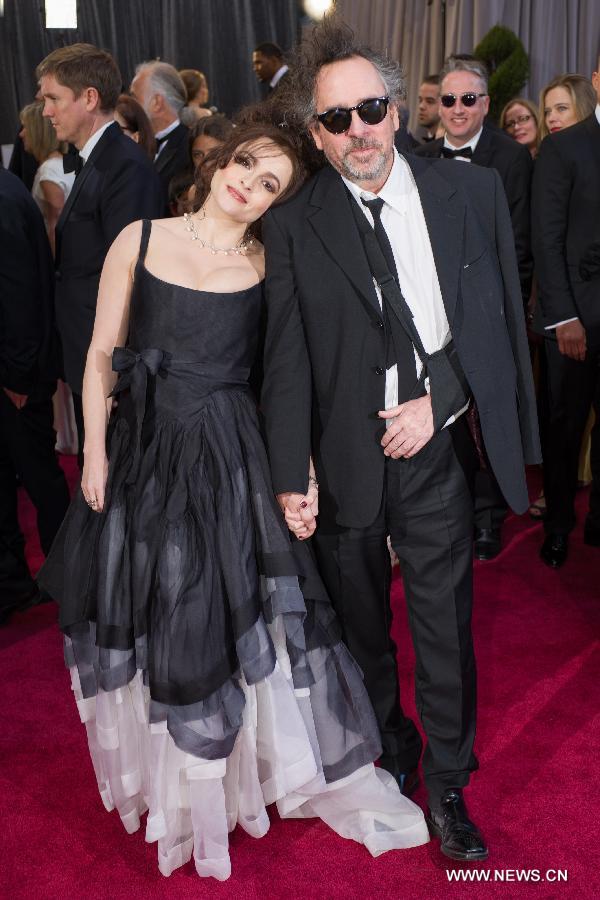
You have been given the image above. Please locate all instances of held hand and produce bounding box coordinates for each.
[81,449,109,513]
[556,319,586,361]
[277,489,318,540]
[2,388,28,409]
[379,395,434,459]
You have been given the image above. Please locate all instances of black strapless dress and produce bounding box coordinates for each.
[39,220,427,879]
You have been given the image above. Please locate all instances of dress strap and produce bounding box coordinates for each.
[137,219,152,266]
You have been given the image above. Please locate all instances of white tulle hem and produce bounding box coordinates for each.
[69,618,429,880]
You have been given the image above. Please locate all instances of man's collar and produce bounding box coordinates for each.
[79,119,115,163]
[341,149,414,215]
[270,64,288,89]
[155,118,180,140]
[443,126,483,154]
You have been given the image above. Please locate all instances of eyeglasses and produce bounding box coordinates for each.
[440,92,487,108]
[504,113,532,130]
[315,97,390,134]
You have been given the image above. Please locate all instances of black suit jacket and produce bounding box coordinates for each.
[531,114,600,337]
[262,156,540,528]
[153,122,190,215]
[0,170,59,393]
[54,122,162,393]
[416,126,533,305]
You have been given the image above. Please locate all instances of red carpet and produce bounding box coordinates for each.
[1,458,598,898]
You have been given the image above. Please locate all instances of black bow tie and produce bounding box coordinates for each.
[155,133,170,149]
[63,146,84,175]
[441,145,473,159]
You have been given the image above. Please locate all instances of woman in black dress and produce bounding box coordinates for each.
[40,122,428,880]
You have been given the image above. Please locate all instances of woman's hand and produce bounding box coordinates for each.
[279,479,319,541]
[81,449,108,513]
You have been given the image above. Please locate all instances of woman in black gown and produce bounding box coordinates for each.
[39,122,428,879]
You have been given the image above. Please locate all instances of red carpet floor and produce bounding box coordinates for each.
[1,458,599,899]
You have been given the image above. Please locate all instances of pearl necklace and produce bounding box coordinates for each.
[183,211,254,255]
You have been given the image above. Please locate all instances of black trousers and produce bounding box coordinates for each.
[543,338,600,535]
[474,469,508,531]
[0,387,70,609]
[312,419,479,803]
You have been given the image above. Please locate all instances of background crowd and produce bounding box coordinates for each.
[0,30,599,624]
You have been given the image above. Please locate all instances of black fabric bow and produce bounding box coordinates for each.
[441,145,473,159]
[155,133,170,150]
[579,242,600,281]
[110,347,171,484]
[63,146,83,175]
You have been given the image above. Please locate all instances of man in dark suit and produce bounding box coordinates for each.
[252,42,289,94]
[416,57,533,560]
[0,170,70,624]
[37,43,163,462]
[531,60,600,567]
[130,61,190,216]
[416,74,441,143]
[262,19,539,862]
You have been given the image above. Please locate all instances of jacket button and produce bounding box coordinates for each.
[374,366,384,376]
[373,319,384,329]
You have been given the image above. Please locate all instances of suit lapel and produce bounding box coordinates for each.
[471,125,494,167]
[308,168,380,316]
[154,123,185,174]
[405,155,465,325]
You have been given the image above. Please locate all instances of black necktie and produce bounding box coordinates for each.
[360,197,418,397]
[441,145,473,160]
[63,147,83,175]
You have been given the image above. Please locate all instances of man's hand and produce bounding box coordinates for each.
[379,395,434,458]
[2,387,28,409]
[277,486,319,540]
[556,319,586,361]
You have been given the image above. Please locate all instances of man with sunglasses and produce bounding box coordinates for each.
[262,17,539,863]
[416,57,533,562]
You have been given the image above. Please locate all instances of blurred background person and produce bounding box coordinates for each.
[416,74,442,143]
[115,93,156,159]
[179,68,212,121]
[539,73,597,140]
[501,97,540,158]
[252,42,289,93]
[130,60,189,215]
[189,114,234,170]
[19,101,74,256]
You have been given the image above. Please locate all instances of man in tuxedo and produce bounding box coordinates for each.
[417,74,441,143]
[531,58,600,567]
[262,18,539,861]
[252,43,289,93]
[416,57,533,560]
[130,61,189,216]
[0,170,70,624]
[37,43,162,463]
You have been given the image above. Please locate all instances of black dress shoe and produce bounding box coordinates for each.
[474,527,501,561]
[584,520,600,547]
[426,789,488,862]
[540,533,569,568]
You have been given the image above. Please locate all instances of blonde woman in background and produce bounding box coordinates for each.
[539,73,596,139]
[19,101,77,455]
[500,97,540,157]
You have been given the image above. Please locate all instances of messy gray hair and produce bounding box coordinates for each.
[280,15,406,131]
[136,60,186,115]
[439,56,489,93]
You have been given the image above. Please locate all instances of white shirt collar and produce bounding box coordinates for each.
[270,65,289,89]
[79,119,115,163]
[155,118,180,141]
[595,104,600,127]
[341,149,414,215]
[443,126,483,154]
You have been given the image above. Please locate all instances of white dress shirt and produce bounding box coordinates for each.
[79,119,115,164]
[343,151,466,424]
[442,127,483,162]
[270,65,289,89]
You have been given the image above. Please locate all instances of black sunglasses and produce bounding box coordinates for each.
[440,92,487,108]
[316,96,390,134]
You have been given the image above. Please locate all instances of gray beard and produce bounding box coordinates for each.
[339,140,389,183]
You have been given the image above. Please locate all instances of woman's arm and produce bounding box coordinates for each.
[39,179,65,257]
[80,220,142,511]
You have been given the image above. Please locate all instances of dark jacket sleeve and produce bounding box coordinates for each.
[502,145,533,307]
[491,169,541,463]
[531,136,578,326]
[0,213,44,393]
[100,157,163,247]
[261,210,312,496]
